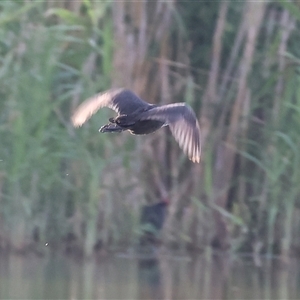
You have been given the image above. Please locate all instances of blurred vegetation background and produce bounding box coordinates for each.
[0,0,300,258]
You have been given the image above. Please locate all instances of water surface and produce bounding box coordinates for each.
[0,251,299,299]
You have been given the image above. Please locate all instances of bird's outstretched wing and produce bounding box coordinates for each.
[141,103,201,163]
[71,88,151,127]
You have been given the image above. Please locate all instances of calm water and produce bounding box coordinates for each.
[0,251,299,299]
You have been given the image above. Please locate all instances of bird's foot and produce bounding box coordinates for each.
[99,124,109,132]
[99,123,123,133]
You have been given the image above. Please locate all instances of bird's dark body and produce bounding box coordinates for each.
[102,106,166,135]
[129,119,165,135]
[114,113,164,133]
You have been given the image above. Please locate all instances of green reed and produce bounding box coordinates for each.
[0,0,300,258]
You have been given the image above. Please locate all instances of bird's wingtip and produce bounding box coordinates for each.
[191,156,201,163]
[71,117,85,128]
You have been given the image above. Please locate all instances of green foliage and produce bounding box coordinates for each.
[0,0,118,254]
[0,0,300,258]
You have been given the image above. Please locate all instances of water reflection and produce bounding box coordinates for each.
[0,251,299,299]
[138,259,163,299]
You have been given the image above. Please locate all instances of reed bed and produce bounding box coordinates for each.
[0,0,299,258]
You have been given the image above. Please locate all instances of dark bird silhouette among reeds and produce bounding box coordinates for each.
[139,199,169,247]
[71,88,201,162]
[140,201,169,233]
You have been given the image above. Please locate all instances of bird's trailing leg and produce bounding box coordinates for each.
[99,123,124,133]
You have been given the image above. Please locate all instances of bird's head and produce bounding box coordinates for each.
[162,197,170,205]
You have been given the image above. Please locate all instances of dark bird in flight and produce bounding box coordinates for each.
[71,88,201,162]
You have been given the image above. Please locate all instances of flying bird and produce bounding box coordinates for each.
[71,88,201,163]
